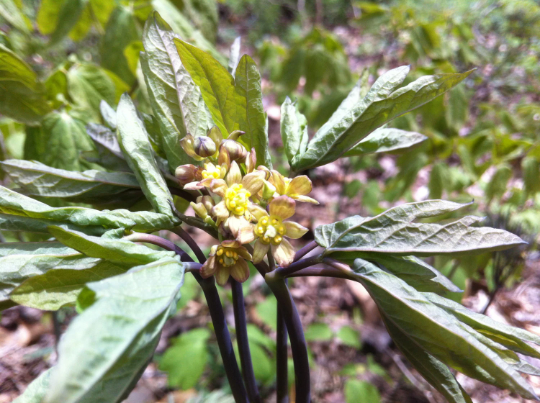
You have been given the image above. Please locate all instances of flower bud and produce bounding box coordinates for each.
[207,126,223,147]
[194,136,217,158]
[201,195,215,212]
[221,139,247,161]
[175,164,201,185]
[190,201,208,219]
[262,180,276,200]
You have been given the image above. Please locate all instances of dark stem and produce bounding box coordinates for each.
[271,252,289,403]
[287,266,352,279]
[169,186,198,203]
[266,272,310,403]
[294,241,318,262]
[171,226,207,263]
[272,255,323,279]
[124,233,249,403]
[231,279,261,403]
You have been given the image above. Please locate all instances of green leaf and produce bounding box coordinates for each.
[344,379,381,403]
[316,200,525,256]
[24,111,95,171]
[48,226,174,265]
[0,244,100,303]
[425,293,540,360]
[345,127,427,156]
[280,97,308,167]
[0,0,31,32]
[100,101,117,129]
[234,54,271,167]
[428,162,447,199]
[337,326,361,349]
[49,0,89,44]
[249,342,274,384]
[140,13,213,172]
[116,94,175,217]
[120,42,141,77]
[485,164,512,201]
[174,37,241,138]
[0,185,176,231]
[341,253,460,293]
[67,63,116,122]
[159,328,210,389]
[100,5,139,86]
[304,322,333,342]
[85,123,131,172]
[10,260,127,310]
[294,68,474,170]
[1,159,140,201]
[381,312,472,403]
[13,368,53,403]
[228,36,241,75]
[350,258,539,400]
[0,45,51,124]
[255,296,277,331]
[44,69,68,109]
[0,213,107,235]
[68,3,93,42]
[45,257,185,403]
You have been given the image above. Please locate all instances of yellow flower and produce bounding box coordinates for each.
[201,240,252,286]
[270,170,318,204]
[249,196,308,267]
[209,161,264,243]
[183,161,227,190]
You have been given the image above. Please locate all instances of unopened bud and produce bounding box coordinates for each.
[207,126,223,147]
[221,139,247,161]
[175,164,201,185]
[201,195,215,212]
[194,136,217,158]
[262,180,276,200]
[190,202,208,219]
[180,134,203,161]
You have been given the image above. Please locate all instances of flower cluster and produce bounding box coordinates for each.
[175,127,318,286]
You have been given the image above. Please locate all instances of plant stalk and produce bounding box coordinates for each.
[124,233,249,403]
[269,253,289,403]
[265,271,310,403]
[231,279,261,403]
[171,226,207,263]
[272,255,323,279]
[294,241,318,262]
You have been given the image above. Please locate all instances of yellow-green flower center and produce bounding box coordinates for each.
[225,184,251,215]
[217,246,239,267]
[256,216,285,245]
[202,163,223,179]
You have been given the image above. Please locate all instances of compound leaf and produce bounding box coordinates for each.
[345,127,427,156]
[281,97,308,167]
[295,68,473,170]
[316,200,525,256]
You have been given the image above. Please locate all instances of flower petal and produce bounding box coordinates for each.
[237,225,256,244]
[288,176,312,196]
[209,179,228,196]
[248,204,269,221]
[183,181,204,190]
[200,255,217,278]
[253,240,270,263]
[215,266,230,286]
[230,259,250,283]
[269,196,296,220]
[226,161,242,185]
[180,134,203,161]
[294,195,319,205]
[218,147,230,168]
[242,171,265,195]
[272,238,295,267]
[236,246,253,261]
[271,170,287,194]
[212,200,229,221]
[246,148,256,173]
[207,126,223,146]
[283,221,309,239]
[228,215,250,238]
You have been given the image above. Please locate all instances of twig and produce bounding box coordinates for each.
[272,255,323,279]
[232,279,261,403]
[169,186,198,203]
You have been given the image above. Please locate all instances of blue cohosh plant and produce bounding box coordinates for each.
[3,12,540,403]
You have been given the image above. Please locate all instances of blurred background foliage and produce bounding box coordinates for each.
[1,0,540,401]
